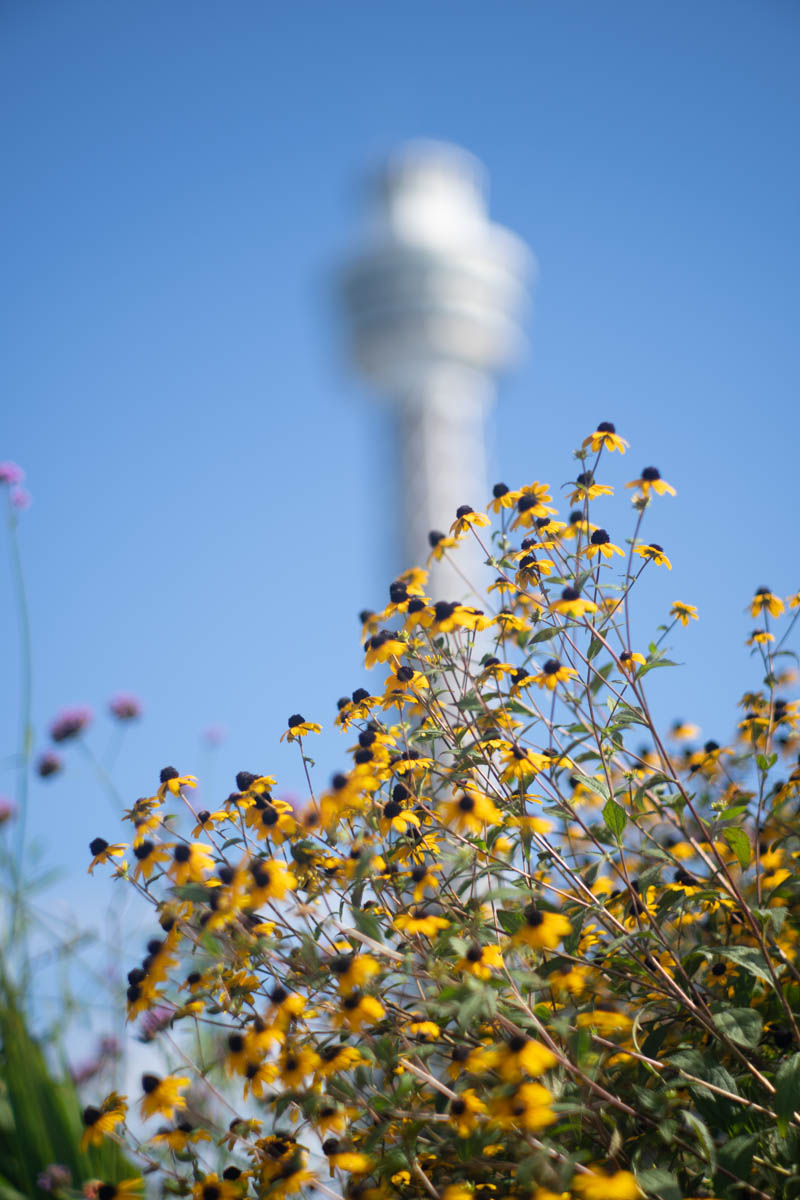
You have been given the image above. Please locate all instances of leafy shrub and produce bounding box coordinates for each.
[85,427,800,1200]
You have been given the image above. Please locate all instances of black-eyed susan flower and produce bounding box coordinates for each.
[567,472,613,504]
[333,990,385,1031]
[488,482,521,513]
[281,714,322,742]
[393,908,450,937]
[572,1168,642,1200]
[634,543,671,569]
[322,1141,372,1175]
[514,905,571,950]
[157,766,197,799]
[191,1175,241,1200]
[449,1089,487,1136]
[329,952,380,994]
[586,528,624,560]
[151,1122,212,1152]
[456,942,504,980]
[245,856,297,904]
[427,530,459,563]
[625,466,676,497]
[441,787,502,834]
[534,659,577,690]
[498,1034,557,1080]
[619,650,646,676]
[191,808,229,838]
[96,1180,144,1200]
[493,608,531,635]
[80,1094,127,1150]
[315,1044,366,1080]
[449,504,491,538]
[550,587,598,618]
[278,1045,322,1088]
[670,600,698,626]
[380,799,421,836]
[88,837,128,874]
[582,421,628,454]
[139,1073,190,1120]
[751,587,785,619]
[746,629,775,646]
[364,631,407,669]
[168,842,215,885]
[500,745,550,783]
[242,1059,279,1099]
[132,839,171,882]
[492,1081,556,1132]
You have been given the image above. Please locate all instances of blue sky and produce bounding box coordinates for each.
[1,0,799,958]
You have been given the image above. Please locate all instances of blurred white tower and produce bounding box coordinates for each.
[340,141,534,599]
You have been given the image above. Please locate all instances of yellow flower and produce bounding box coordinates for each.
[512,482,555,529]
[192,1175,242,1200]
[281,713,322,741]
[427,530,459,563]
[670,600,698,625]
[567,472,614,504]
[157,766,197,798]
[450,504,491,537]
[329,952,380,994]
[634,542,671,569]
[393,908,450,937]
[625,466,675,496]
[586,528,624,559]
[500,745,550,783]
[139,1073,190,1120]
[488,482,521,512]
[132,839,171,882]
[245,856,297,904]
[88,837,128,874]
[576,1007,633,1036]
[278,1045,322,1087]
[492,1081,555,1131]
[96,1180,144,1200]
[534,659,578,690]
[441,787,503,834]
[324,1145,373,1174]
[449,1088,487,1136]
[582,421,628,454]
[619,650,646,675]
[191,808,230,838]
[498,1035,557,1079]
[80,1095,127,1150]
[168,841,215,885]
[550,587,598,617]
[151,1122,211,1151]
[364,631,407,668]
[333,990,385,1031]
[407,1020,440,1041]
[457,942,504,980]
[746,629,774,646]
[572,1168,643,1200]
[514,906,571,950]
[751,587,785,619]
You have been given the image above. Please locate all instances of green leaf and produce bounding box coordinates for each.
[681,1110,717,1172]
[351,908,384,942]
[775,1052,800,1137]
[573,773,610,802]
[722,826,751,868]
[635,1166,682,1200]
[712,1006,763,1048]
[497,909,524,935]
[602,797,627,839]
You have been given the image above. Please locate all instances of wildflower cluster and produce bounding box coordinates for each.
[87,427,800,1200]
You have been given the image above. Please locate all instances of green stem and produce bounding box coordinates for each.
[6,496,33,965]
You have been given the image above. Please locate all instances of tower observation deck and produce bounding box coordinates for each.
[340,141,534,598]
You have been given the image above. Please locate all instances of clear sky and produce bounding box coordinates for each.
[2,0,799,952]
